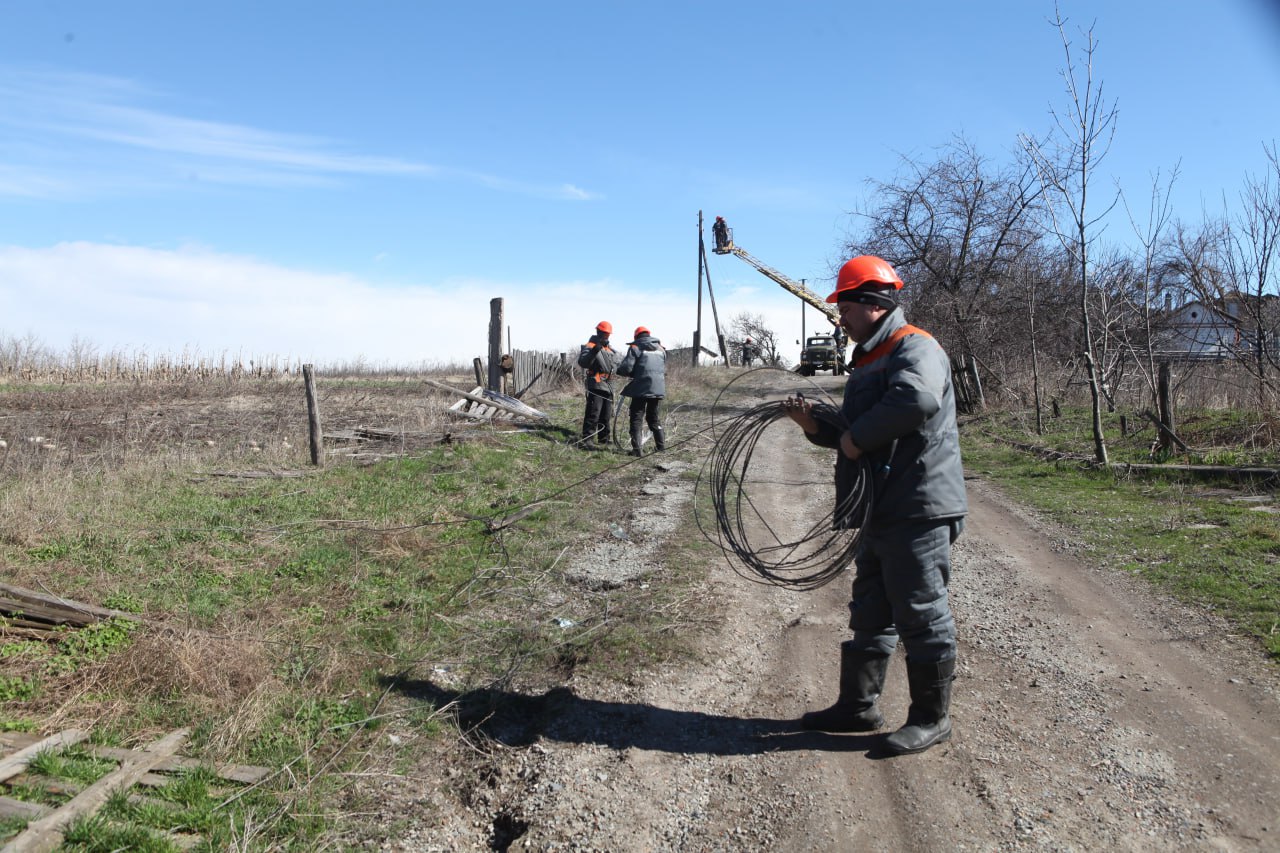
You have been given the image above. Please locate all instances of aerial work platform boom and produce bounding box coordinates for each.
[710,217,839,327]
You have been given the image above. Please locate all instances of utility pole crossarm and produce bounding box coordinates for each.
[729,247,840,326]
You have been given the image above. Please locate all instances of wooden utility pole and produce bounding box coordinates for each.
[699,238,730,367]
[694,211,705,367]
[302,364,322,466]
[487,298,504,391]
[800,279,807,344]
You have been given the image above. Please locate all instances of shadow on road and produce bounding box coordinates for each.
[384,677,885,756]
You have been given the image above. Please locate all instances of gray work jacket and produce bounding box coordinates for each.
[617,335,666,398]
[805,308,967,528]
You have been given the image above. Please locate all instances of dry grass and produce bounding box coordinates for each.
[0,352,733,846]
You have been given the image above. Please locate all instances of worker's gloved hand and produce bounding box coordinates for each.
[783,395,819,434]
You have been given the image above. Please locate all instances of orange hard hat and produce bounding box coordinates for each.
[633,326,650,338]
[825,255,904,303]
[596,321,613,334]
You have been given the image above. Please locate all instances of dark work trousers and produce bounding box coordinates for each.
[582,387,613,444]
[628,396,663,447]
[847,517,964,663]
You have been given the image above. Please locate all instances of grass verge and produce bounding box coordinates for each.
[963,408,1280,658]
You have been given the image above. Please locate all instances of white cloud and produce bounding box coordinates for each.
[0,67,599,201]
[0,243,817,367]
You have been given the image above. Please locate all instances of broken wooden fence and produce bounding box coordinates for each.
[0,583,139,642]
[0,728,270,852]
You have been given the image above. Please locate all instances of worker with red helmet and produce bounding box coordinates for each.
[616,325,667,456]
[782,254,967,756]
[712,215,730,252]
[578,321,619,447]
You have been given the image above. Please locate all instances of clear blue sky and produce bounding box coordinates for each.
[2,1,1278,365]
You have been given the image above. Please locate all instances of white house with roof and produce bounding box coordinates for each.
[1154,292,1280,360]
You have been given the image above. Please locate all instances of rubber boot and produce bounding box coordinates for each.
[629,433,643,457]
[882,658,955,755]
[800,642,889,732]
[652,425,666,452]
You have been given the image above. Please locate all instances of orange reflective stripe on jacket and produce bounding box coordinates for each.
[852,324,933,369]
[585,342,613,383]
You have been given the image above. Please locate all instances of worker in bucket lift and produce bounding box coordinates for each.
[616,326,667,457]
[713,216,729,251]
[782,254,967,756]
[577,321,619,447]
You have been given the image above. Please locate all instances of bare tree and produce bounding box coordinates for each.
[727,312,783,366]
[1225,142,1280,408]
[1163,144,1280,409]
[852,135,1045,378]
[1120,164,1180,410]
[1021,8,1119,464]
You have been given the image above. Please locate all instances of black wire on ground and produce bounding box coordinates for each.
[694,368,874,590]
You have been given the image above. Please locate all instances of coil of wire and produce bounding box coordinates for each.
[696,398,873,590]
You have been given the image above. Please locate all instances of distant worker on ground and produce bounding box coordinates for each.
[578,321,619,447]
[741,336,758,367]
[832,326,848,369]
[713,216,730,252]
[616,326,667,457]
[782,254,967,756]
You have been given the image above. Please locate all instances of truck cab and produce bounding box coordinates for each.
[797,334,845,376]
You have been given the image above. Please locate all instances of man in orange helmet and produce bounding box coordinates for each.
[616,325,667,457]
[783,255,967,756]
[578,321,619,447]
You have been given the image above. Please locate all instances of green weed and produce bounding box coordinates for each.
[0,676,37,702]
[46,618,138,675]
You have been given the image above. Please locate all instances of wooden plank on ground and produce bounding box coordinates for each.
[0,733,41,751]
[449,405,498,421]
[0,796,47,821]
[479,388,550,421]
[87,747,270,785]
[448,386,492,419]
[4,728,189,853]
[0,730,88,784]
[0,584,138,626]
[426,379,549,423]
[0,599,95,628]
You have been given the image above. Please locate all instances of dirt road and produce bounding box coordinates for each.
[376,374,1280,851]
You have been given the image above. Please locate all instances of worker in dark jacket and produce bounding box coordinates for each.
[616,326,667,456]
[578,321,619,447]
[783,254,967,756]
[712,216,729,252]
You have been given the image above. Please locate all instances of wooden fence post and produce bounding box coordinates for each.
[966,355,985,410]
[488,298,504,391]
[1158,361,1174,452]
[303,364,323,467]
